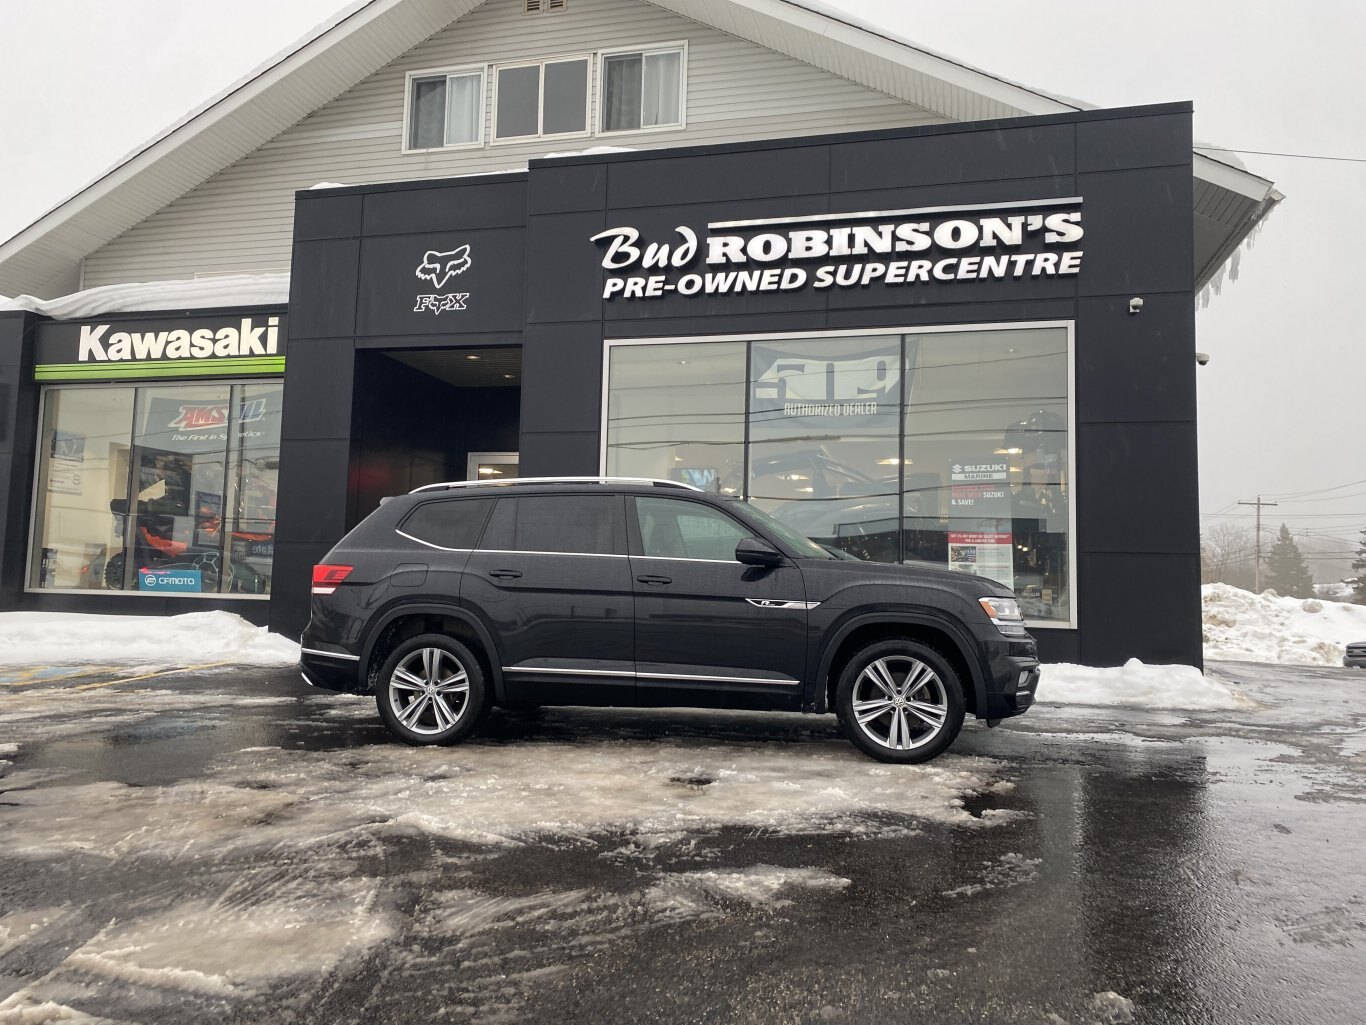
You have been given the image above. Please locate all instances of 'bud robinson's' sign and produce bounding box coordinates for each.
[35,314,287,381]
[591,198,1084,301]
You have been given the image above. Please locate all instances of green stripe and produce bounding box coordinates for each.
[35,357,285,381]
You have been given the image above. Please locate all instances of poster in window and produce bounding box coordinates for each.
[47,430,86,495]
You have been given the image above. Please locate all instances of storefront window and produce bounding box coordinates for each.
[604,341,746,492]
[604,326,1073,626]
[29,382,282,596]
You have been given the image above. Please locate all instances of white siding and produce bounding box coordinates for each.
[84,0,944,286]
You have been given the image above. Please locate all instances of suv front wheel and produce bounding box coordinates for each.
[835,640,965,763]
[376,634,487,746]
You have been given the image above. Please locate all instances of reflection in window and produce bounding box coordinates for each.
[604,326,1072,625]
[748,336,902,564]
[605,342,746,493]
[29,383,282,596]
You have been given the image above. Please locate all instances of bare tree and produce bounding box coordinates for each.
[1201,522,1257,590]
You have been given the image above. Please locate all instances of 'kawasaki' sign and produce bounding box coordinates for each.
[34,313,287,381]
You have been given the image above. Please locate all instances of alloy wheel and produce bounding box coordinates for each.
[388,646,471,735]
[850,655,949,752]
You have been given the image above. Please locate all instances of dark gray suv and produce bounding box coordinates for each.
[300,478,1040,763]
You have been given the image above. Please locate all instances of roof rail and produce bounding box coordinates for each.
[409,476,704,494]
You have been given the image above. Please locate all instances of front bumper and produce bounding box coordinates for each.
[1345,655,1366,669]
[977,632,1040,720]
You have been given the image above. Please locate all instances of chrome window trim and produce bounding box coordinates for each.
[394,529,473,553]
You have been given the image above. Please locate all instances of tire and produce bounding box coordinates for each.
[835,639,965,764]
[375,634,488,746]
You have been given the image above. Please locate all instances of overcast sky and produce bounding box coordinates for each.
[0,0,1362,559]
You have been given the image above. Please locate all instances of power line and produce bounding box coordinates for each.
[1195,145,1366,164]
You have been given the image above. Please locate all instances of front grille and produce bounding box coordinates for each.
[1348,644,1366,656]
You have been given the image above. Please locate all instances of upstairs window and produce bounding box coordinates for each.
[600,45,685,133]
[406,68,484,150]
[494,56,590,141]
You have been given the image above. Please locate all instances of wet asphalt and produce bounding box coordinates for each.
[1,660,1364,1025]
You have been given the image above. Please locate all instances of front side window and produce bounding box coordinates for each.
[634,496,749,561]
[601,46,683,132]
[494,57,589,140]
[30,382,283,595]
[407,68,484,149]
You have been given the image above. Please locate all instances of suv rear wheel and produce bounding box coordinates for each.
[835,640,965,763]
[376,634,487,746]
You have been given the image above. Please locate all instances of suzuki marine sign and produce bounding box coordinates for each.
[34,313,287,381]
[592,198,1084,301]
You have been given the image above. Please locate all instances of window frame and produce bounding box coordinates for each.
[490,52,594,145]
[597,41,688,136]
[401,64,487,154]
[26,379,283,600]
[600,322,1078,630]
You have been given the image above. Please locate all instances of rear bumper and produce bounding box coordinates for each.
[300,647,365,694]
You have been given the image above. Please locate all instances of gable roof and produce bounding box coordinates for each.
[0,0,1278,297]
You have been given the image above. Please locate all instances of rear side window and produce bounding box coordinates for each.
[399,498,494,550]
[479,494,622,555]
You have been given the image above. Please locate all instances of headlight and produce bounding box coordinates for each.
[978,596,1026,634]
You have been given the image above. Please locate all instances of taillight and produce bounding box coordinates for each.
[312,564,353,595]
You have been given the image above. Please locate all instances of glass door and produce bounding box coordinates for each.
[466,451,519,482]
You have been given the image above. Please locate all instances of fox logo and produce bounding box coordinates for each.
[416,246,472,289]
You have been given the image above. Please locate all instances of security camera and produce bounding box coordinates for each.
[1128,297,1144,314]
[1195,352,1211,366]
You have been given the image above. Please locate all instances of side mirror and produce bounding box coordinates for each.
[735,537,784,568]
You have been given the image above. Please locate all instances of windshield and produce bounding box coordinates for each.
[726,499,835,559]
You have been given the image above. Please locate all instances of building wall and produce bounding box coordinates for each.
[82,0,942,287]
[276,105,1202,669]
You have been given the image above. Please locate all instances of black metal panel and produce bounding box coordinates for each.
[606,145,830,209]
[1076,294,1196,424]
[520,324,603,436]
[1033,629,1080,666]
[1079,552,1203,668]
[274,438,351,544]
[269,539,333,639]
[1077,421,1200,555]
[279,338,356,441]
[525,211,608,325]
[361,179,527,235]
[528,160,607,215]
[1077,113,1193,173]
[288,239,360,340]
[355,228,525,337]
[830,124,1076,192]
[293,192,362,241]
[1075,165,1193,297]
[518,430,599,476]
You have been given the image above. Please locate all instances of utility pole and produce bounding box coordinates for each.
[1238,495,1279,592]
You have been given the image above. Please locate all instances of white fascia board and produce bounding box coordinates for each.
[0,0,470,262]
[1193,152,1277,202]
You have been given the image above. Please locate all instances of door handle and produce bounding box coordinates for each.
[488,569,522,579]
[636,574,672,585]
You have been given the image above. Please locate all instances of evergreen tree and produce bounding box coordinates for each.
[1265,524,1316,599]
[1350,527,1366,605]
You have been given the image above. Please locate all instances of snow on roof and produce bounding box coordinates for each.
[0,274,289,319]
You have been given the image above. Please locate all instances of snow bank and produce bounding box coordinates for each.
[1038,658,1248,711]
[1203,583,1366,666]
[0,611,298,666]
[0,273,288,318]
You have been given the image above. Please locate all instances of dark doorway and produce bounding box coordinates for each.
[348,346,521,526]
